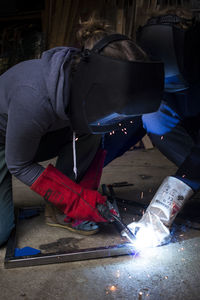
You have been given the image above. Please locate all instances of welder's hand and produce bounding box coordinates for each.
[31,164,108,223]
[126,176,193,248]
[127,211,171,248]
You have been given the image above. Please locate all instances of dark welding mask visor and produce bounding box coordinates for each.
[137,15,200,91]
[69,35,164,134]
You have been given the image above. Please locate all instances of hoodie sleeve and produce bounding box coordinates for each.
[6,85,56,186]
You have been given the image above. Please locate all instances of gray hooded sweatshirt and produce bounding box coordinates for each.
[0,47,79,186]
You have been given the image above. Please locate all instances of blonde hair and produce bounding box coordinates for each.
[76,17,112,49]
[76,16,148,62]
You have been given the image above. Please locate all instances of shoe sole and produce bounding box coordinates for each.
[46,222,99,236]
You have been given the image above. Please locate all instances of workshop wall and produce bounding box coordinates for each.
[0,0,199,74]
[0,0,45,74]
[43,0,196,49]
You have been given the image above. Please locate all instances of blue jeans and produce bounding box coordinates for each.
[0,145,15,246]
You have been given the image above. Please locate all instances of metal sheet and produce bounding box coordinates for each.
[4,243,136,269]
[4,207,136,269]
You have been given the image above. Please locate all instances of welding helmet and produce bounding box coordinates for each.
[137,14,200,92]
[69,34,164,134]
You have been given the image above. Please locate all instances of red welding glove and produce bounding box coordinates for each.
[79,149,107,190]
[30,164,108,223]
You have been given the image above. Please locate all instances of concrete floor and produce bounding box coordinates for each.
[1,148,200,300]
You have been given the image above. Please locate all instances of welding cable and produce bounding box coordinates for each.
[72,131,77,180]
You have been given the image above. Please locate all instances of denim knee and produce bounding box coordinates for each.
[0,219,15,246]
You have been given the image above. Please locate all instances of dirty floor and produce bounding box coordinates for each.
[1,148,200,300]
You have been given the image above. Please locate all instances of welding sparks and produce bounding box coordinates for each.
[178,247,185,252]
[127,217,170,250]
[131,225,161,249]
[121,127,128,135]
[116,270,120,278]
[109,285,117,292]
[109,130,116,135]
[138,291,143,300]
[105,285,118,294]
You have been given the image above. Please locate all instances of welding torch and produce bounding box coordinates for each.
[97,184,136,244]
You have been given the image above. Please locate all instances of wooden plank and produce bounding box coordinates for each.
[128,0,136,37]
[49,0,65,48]
[58,0,72,45]
[65,0,79,46]
[116,8,124,33]
[142,135,154,150]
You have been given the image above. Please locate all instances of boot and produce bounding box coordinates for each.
[44,203,99,235]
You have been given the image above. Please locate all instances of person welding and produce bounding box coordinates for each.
[0,17,164,246]
[127,8,200,248]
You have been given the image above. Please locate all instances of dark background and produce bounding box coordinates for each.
[0,0,199,75]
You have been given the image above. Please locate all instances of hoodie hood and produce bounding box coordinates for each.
[41,46,80,120]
